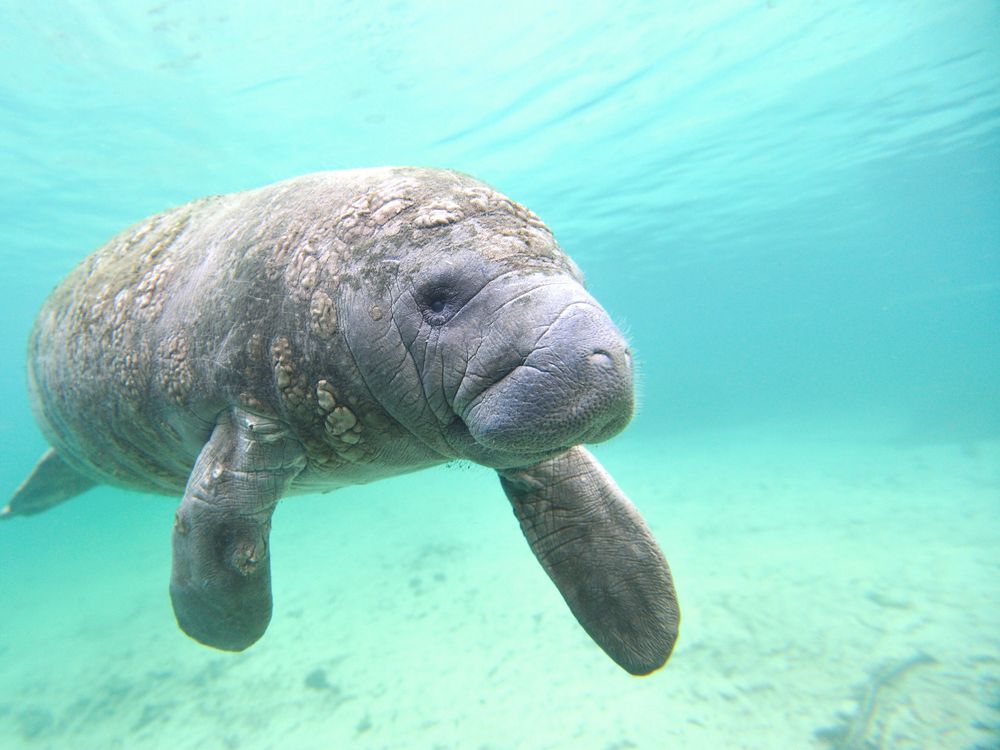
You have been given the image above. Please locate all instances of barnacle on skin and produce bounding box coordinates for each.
[270,336,311,418]
[158,334,194,405]
[370,198,410,226]
[315,380,338,412]
[324,405,357,436]
[237,391,269,414]
[134,257,175,319]
[413,200,464,228]
[463,187,494,213]
[284,240,320,302]
[312,379,370,462]
[310,290,337,337]
[113,346,148,403]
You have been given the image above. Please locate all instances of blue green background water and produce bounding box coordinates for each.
[1,3,998,749]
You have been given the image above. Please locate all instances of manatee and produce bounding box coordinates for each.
[3,168,679,675]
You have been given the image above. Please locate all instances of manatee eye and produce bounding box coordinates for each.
[425,294,449,326]
[418,283,456,326]
[414,262,485,326]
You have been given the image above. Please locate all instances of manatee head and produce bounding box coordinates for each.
[340,169,634,468]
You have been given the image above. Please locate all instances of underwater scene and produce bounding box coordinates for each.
[1,2,998,748]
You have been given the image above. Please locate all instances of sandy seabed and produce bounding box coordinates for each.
[1,426,998,750]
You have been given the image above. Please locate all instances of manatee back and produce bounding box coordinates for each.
[27,167,528,494]
[28,197,226,492]
[27,177,343,492]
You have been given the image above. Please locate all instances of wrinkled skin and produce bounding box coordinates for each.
[4,168,679,675]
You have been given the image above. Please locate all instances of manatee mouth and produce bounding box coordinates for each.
[459,344,634,456]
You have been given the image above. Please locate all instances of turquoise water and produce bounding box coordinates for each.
[1,2,998,748]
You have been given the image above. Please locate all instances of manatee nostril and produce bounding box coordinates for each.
[588,349,615,371]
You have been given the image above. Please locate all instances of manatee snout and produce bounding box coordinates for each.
[462,290,635,455]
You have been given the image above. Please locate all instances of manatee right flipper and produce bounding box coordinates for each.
[2,448,97,520]
[170,409,305,652]
[498,446,680,675]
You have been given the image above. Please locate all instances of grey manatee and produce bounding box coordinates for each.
[3,167,679,675]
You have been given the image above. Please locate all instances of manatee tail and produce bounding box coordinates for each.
[2,448,97,519]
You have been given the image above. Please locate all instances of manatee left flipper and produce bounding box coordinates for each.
[498,446,680,675]
[170,408,305,652]
[2,448,97,520]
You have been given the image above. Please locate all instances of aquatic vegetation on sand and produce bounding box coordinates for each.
[814,653,937,750]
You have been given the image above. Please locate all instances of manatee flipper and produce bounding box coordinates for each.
[498,446,679,675]
[2,448,97,520]
[170,409,305,652]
